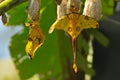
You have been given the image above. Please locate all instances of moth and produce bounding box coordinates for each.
[25,0,45,59]
[25,22,45,60]
[49,13,98,73]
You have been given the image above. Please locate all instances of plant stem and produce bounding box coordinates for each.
[0,0,27,15]
[0,0,12,9]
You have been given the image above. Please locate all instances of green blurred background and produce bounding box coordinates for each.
[0,0,119,80]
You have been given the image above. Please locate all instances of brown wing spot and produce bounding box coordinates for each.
[28,37,33,41]
[68,27,72,32]
[76,26,80,31]
[84,16,89,20]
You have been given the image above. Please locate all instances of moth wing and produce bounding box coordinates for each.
[49,15,69,34]
[78,15,99,29]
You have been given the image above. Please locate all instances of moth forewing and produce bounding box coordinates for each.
[26,24,45,59]
[49,15,69,34]
[78,15,98,29]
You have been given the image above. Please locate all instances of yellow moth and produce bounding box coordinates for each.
[49,13,98,73]
[26,22,45,60]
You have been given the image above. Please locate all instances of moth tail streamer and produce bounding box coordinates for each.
[72,38,78,73]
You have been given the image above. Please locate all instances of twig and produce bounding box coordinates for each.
[0,0,27,15]
[0,0,12,9]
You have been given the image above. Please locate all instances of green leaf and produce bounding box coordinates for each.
[101,0,114,18]
[10,0,62,80]
[77,52,95,76]
[10,27,28,58]
[10,26,62,80]
[114,0,120,2]
[77,35,95,76]
[77,35,89,55]
[7,2,27,25]
[90,29,109,47]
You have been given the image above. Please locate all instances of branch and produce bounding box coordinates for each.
[0,0,12,9]
[0,0,27,15]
